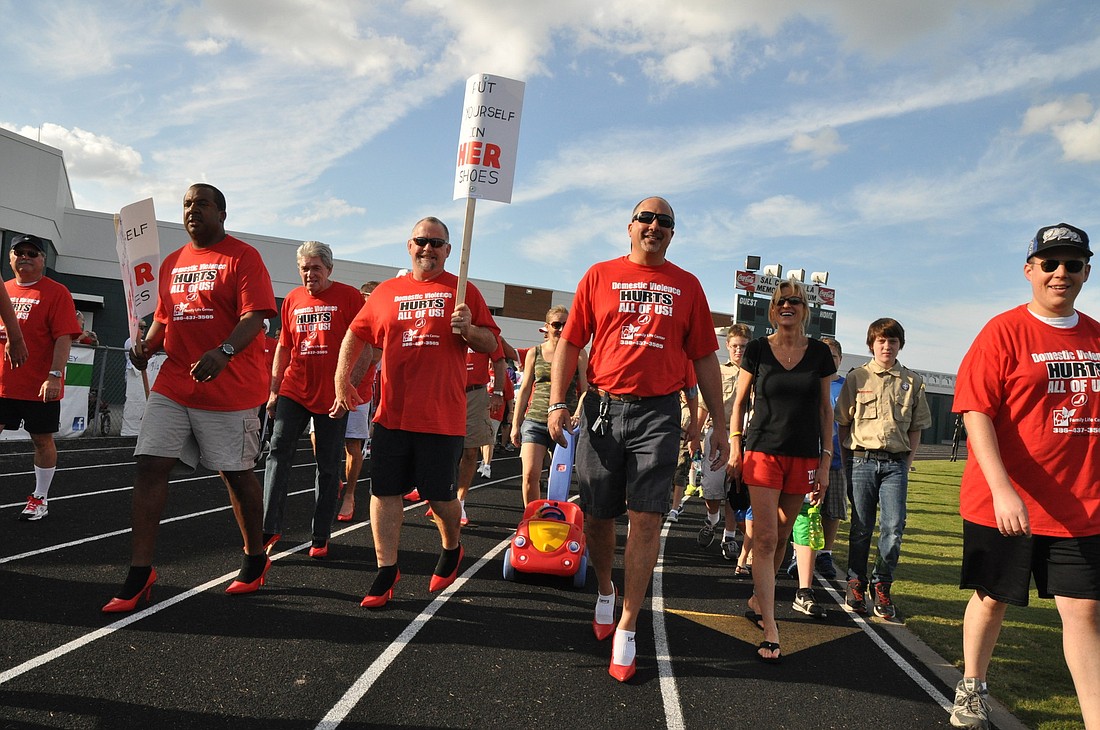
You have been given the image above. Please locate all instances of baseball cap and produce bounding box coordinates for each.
[11,233,47,253]
[1027,223,1092,260]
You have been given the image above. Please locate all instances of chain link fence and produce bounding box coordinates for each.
[82,345,131,437]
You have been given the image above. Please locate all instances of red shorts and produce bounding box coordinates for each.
[742,451,817,494]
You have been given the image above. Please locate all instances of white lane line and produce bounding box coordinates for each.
[0,477,514,689]
[815,578,953,712]
[0,446,317,479]
[653,521,685,730]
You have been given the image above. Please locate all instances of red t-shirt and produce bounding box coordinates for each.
[0,277,82,401]
[562,256,718,397]
[152,236,276,411]
[277,282,365,413]
[954,305,1100,537]
[466,340,505,387]
[488,366,514,421]
[349,271,499,436]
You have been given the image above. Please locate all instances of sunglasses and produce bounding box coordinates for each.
[411,236,448,249]
[1034,258,1086,274]
[546,321,565,330]
[632,211,675,229]
[776,296,804,306]
[12,249,42,258]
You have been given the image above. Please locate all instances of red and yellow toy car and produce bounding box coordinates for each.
[503,499,588,587]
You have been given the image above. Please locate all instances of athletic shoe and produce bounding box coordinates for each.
[477,463,491,478]
[793,588,827,618]
[846,578,868,614]
[666,508,680,523]
[950,678,990,729]
[873,581,898,621]
[721,538,739,561]
[19,495,48,521]
[815,551,837,579]
[697,521,716,548]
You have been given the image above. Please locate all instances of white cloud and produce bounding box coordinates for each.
[285,197,366,227]
[1052,112,1100,162]
[741,195,834,236]
[787,126,846,168]
[2,123,143,179]
[1021,94,1093,133]
[187,37,229,56]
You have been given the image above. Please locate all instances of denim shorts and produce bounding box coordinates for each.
[520,418,553,448]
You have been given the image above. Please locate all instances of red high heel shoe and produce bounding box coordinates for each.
[609,658,636,682]
[429,545,464,592]
[225,556,271,594]
[102,568,158,613]
[593,585,617,641]
[309,540,329,559]
[360,570,401,608]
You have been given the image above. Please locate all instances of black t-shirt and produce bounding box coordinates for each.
[742,337,837,457]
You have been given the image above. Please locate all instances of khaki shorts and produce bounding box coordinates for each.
[464,387,493,449]
[136,392,262,473]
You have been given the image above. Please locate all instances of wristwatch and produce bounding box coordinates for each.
[48,369,63,378]
[219,342,235,358]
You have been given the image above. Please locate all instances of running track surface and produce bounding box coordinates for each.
[1,438,1012,729]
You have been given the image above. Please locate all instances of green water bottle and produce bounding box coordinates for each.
[807,505,825,550]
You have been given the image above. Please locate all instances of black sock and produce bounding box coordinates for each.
[116,565,153,600]
[368,565,399,596]
[433,545,462,578]
[312,537,327,549]
[236,553,268,584]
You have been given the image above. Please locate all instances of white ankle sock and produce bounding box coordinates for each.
[34,466,56,499]
[707,511,720,526]
[723,529,737,541]
[612,629,636,665]
[594,587,615,625]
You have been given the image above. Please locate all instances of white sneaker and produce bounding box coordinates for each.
[666,508,680,522]
[20,495,48,521]
[477,463,491,478]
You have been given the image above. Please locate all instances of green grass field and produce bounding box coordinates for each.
[830,460,1084,729]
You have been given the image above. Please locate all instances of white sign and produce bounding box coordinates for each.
[735,270,835,306]
[114,198,161,342]
[453,73,525,204]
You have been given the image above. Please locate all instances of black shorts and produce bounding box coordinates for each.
[0,397,61,435]
[575,392,681,518]
[960,520,1100,605]
[369,423,462,501]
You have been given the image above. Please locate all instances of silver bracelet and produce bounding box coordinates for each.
[547,403,569,414]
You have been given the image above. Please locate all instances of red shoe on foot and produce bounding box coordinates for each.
[309,541,329,559]
[429,546,464,592]
[609,658,636,682]
[360,570,401,608]
[592,586,617,641]
[404,488,420,501]
[263,533,281,555]
[102,568,158,613]
[226,557,271,594]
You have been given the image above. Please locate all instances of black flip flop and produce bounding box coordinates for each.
[744,610,764,631]
[757,641,781,663]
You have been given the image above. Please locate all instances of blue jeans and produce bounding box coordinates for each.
[845,456,908,584]
[262,395,348,541]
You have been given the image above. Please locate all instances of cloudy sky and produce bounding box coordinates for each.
[4,0,1100,372]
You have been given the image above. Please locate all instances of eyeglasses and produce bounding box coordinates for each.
[632,211,675,229]
[775,296,804,306]
[546,321,565,330]
[1034,258,1086,274]
[411,237,448,249]
[12,249,42,258]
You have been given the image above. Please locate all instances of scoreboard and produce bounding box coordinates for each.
[735,294,836,339]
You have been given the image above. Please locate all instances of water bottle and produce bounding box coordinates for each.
[807,505,825,551]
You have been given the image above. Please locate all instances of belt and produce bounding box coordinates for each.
[465,384,486,393]
[588,387,677,403]
[852,449,908,461]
